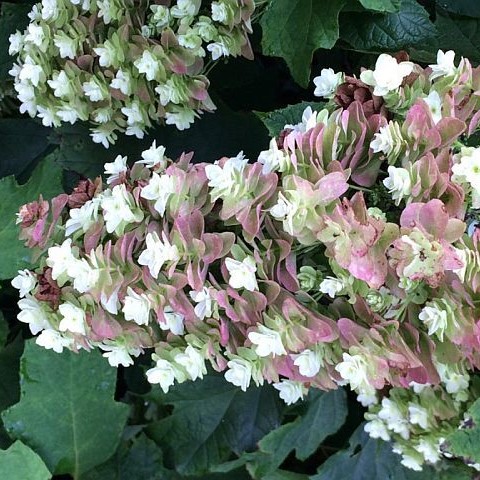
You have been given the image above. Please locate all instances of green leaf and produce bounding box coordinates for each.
[0,119,52,179]
[248,389,348,477]
[447,397,480,463]
[0,441,51,480]
[257,102,326,137]
[82,433,183,480]
[0,336,23,448]
[436,0,480,18]
[312,425,471,480]
[260,0,346,87]
[356,0,401,13]
[410,13,480,64]
[0,3,31,81]
[2,340,129,477]
[146,375,283,476]
[341,0,436,53]
[0,156,63,280]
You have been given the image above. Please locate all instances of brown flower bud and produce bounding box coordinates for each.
[334,76,387,119]
[68,177,100,209]
[35,267,61,310]
[17,197,49,228]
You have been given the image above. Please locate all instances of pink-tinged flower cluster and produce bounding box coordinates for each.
[14,50,480,472]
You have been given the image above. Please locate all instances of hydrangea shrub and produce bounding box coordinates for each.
[8,0,254,146]
[13,49,480,472]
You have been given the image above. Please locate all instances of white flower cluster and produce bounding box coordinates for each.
[9,0,255,146]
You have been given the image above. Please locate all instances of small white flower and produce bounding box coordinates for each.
[258,138,290,174]
[378,398,410,440]
[93,43,117,68]
[171,0,199,18]
[46,238,77,281]
[122,287,151,326]
[67,258,99,294]
[125,124,145,139]
[93,108,112,124]
[8,31,23,55]
[189,287,213,320]
[53,33,77,59]
[11,270,36,297]
[273,380,305,405]
[225,256,258,291]
[134,50,160,81]
[292,349,322,377]
[17,297,51,334]
[335,353,369,391]
[100,344,140,367]
[429,50,456,81]
[364,418,391,442]
[47,71,72,98]
[436,363,469,394]
[313,68,343,97]
[270,192,295,222]
[418,304,448,341]
[37,105,58,127]
[36,329,73,353]
[19,56,43,87]
[137,141,167,169]
[360,53,414,96]
[160,306,185,335]
[165,107,196,130]
[101,184,142,234]
[408,403,429,429]
[284,106,326,133]
[174,345,206,381]
[357,388,378,407]
[82,78,107,102]
[424,90,442,124]
[409,381,431,394]
[211,2,228,22]
[383,165,412,206]
[370,123,397,155]
[110,69,132,95]
[400,453,423,471]
[205,152,248,197]
[121,101,145,127]
[65,199,101,236]
[248,324,286,357]
[415,438,441,464]
[58,302,87,335]
[224,358,252,391]
[319,277,344,299]
[25,23,45,47]
[452,147,480,195]
[41,0,59,20]
[207,41,230,60]
[138,231,180,278]
[146,358,176,392]
[140,172,175,216]
[56,106,79,124]
[100,288,120,315]
[104,155,127,185]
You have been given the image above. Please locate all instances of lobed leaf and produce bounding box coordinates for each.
[2,341,129,477]
[341,0,436,52]
[260,0,346,87]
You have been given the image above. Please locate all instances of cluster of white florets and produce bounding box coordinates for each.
[8,0,254,146]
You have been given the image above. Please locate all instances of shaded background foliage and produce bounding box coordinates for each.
[0,0,480,478]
